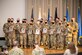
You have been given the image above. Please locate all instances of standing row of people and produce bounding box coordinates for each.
[3,17,78,49]
[3,18,28,48]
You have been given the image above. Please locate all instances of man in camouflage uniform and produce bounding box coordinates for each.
[34,20,41,45]
[3,18,11,46]
[15,18,21,45]
[32,43,45,55]
[8,18,16,47]
[28,20,35,48]
[24,19,29,46]
[56,21,64,49]
[42,20,49,48]
[66,22,73,44]
[49,20,56,49]
[70,18,78,46]
[40,19,44,45]
[62,17,67,48]
[9,41,24,55]
[30,18,35,45]
[20,19,28,48]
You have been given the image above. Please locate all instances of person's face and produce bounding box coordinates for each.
[67,24,69,26]
[7,20,10,23]
[40,21,43,23]
[11,18,14,22]
[11,20,13,24]
[71,18,75,22]
[17,20,20,23]
[59,22,61,25]
[24,20,26,23]
[71,19,73,22]
[45,21,47,24]
[31,20,34,22]
[52,22,54,24]
[11,21,13,22]
[22,21,25,23]
[63,18,66,21]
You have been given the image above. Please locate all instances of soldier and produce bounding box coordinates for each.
[34,20,41,45]
[49,20,56,49]
[32,43,45,55]
[30,18,35,45]
[62,16,67,48]
[31,18,34,22]
[40,19,43,45]
[70,18,78,46]
[28,20,35,48]
[3,18,11,46]
[24,18,29,46]
[9,41,24,55]
[8,18,16,47]
[55,17,60,26]
[20,19,28,48]
[66,22,73,44]
[42,20,49,48]
[56,21,64,49]
[15,18,21,45]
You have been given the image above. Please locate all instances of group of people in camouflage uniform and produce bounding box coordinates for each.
[3,18,28,48]
[3,17,78,49]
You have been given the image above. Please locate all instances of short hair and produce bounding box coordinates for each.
[34,42,38,45]
[67,42,76,54]
[13,41,18,46]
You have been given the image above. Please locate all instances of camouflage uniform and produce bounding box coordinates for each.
[28,22,35,48]
[8,18,16,47]
[70,18,78,46]
[56,22,64,49]
[20,19,28,48]
[32,47,45,55]
[9,47,24,55]
[3,18,11,46]
[49,21,56,49]
[34,20,41,45]
[66,22,73,43]
[24,19,29,46]
[40,20,43,45]
[30,19,35,45]
[15,19,21,44]
[42,21,49,48]
[62,17,67,28]
[62,17,67,48]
